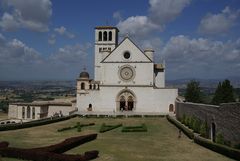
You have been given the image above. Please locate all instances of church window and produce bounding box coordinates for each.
[99,48,102,52]
[93,84,96,89]
[22,107,25,119]
[103,47,107,51]
[103,31,107,41]
[27,106,31,119]
[89,84,92,89]
[98,32,102,41]
[108,47,111,51]
[81,82,85,90]
[109,31,112,41]
[32,107,35,119]
[123,51,131,59]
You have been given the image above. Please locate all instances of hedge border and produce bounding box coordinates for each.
[121,123,147,132]
[194,135,240,161]
[167,115,240,160]
[0,114,78,131]
[166,115,194,139]
[0,134,98,161]
[99,123,122,133]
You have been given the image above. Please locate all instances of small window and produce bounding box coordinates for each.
[22,107,25,119]
[81,82,85,90]
[93,84,96,90]
[32,107,35,119]
[99,48,102,52]
[109,31,112,41]
[27,106,31,118]
[103,31,107,41]
[89,84,92,89]
[123,51,130,59]
[108,48,111,51]
[98,32,102,41]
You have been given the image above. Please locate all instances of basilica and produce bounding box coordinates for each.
[76,26,178,114]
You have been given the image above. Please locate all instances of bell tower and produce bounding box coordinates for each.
[94,26,119,81]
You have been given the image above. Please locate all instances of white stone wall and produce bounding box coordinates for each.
[77,86,178,113]
[102,63,154,85]
[47,105,75,117]
[8,104,18,119]
[155,71,165,88]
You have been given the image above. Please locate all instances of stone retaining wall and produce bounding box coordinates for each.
[175,101,240,147]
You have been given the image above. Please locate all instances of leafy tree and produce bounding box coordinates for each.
[212,79,235,105]
[185,80,202,103]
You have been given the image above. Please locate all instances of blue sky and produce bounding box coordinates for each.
[0,0,240,80]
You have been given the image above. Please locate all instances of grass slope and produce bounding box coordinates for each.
[0,117,234,161]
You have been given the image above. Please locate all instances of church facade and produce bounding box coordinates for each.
[76,26,178,114]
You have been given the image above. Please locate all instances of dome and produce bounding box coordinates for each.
[79,71,89,79]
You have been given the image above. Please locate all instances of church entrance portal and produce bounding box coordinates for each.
[116,90,136,111]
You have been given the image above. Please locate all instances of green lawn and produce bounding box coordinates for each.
[0,117,234,161]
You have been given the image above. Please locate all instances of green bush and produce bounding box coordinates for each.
[99,123,122,133]
[181,114,186,124]
[216,133,224,145]
[194,135,240,160]
[122,123,147,132]
[199,121,208,137]
[0,114,77,131]
[166,115,194,139]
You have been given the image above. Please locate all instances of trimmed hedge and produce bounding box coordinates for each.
[166,115,194,139]
[99,123,122,133]
[0,134,98,161]
[57,122,95,132]
[0,114,78,131]
[194,135,240,161]
[122,123,147,132]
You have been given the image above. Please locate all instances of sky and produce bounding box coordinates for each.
[0,0,240,80]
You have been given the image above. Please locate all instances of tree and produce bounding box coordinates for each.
[185,80,202,103]
[212,79,235,105]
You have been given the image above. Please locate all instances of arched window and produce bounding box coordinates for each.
[169,104,174,112]
[93,84,96,90]
[109,31,112,41]
[32,107,35,119]
[103,31,107,41]
[22,107,25,119]
[81,82,85,90]
[89,84,92,89]
[27,106,31,118]
[98,31,102,41]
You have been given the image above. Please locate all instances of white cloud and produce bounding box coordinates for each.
[149,0,191,25]
[113,11,122,21]
[117,16,158,37]
[0,0,52,32]
[199,6,240,35]
[0,33,92,80]
[117,0,190,39]
[161,35,240,78]
[54,26,75,39]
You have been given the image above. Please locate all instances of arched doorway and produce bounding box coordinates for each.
[211,122,216,142]
[116,89,136,111]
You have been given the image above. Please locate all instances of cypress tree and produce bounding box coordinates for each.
[185,80,202,103]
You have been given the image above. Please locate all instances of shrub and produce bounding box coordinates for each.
[181,114,186,124]
[200,122,208,138]
[0,114,78,131]
[192,118,201,133]
[57,122,94,132]
[122,123,147,132]
[0,134,99,161]
[216,133,224,145]
[194,135,240,160]
[166,115,194,139]
[99,123,122,133]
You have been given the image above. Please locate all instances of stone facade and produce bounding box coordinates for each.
[77,26,178,113]
[175,101,240,147]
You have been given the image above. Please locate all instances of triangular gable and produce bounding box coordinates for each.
[101,37,152,63]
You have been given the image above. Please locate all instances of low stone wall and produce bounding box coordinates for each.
[175,101,240,147]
